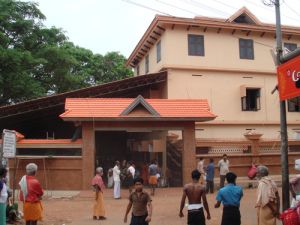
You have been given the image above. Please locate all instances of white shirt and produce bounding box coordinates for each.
[0,182,8,203]
[113,165,121,182]
[128,166,135,178]
[218,159,229,175]
[197,160,205,174]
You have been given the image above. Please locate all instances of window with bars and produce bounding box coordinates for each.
[241,88,261,111]
[188,34,204,56]
[239,38,254,60]
[156,40,161,63]
[284,42,297,52]
[288,96,300,112]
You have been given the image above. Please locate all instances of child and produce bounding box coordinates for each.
[124,178,152,225]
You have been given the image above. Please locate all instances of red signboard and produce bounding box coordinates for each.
[277,55,300,100]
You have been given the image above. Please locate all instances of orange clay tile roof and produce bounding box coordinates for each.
[59,98,216,121]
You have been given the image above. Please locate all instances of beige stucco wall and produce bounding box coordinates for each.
[136,25,300,74]
[133,24,300,139]
[195,124,300,139]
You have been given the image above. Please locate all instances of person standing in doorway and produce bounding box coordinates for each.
[113,161,121,199]
[92,167,106,220]
[179,170,211,225]
[124,177,152,225]
[206,158,215,194]
[0,167,8,225]
[218,154,229,188]
[197,157,205,185]
[148,160,158,196]
[19,163,44,225]
[215,172,243,225]
[256,165,280,225]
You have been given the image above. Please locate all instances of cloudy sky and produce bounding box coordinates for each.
[31,0,300,57]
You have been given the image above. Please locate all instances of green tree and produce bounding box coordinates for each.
[0,0,133,106]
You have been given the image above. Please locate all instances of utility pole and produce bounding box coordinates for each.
[274,0,290,210]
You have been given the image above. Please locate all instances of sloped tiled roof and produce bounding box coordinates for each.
[60,98,216,122]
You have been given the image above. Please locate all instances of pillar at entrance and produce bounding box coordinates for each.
[82,122,95,189]
[182,123,196,185]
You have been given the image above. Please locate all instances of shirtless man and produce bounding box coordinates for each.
[179,170,211,225]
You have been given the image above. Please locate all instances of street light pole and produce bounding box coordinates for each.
[274,0,290,210]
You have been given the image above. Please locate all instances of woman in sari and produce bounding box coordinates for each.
[92,167,106,220]
[19,163,44,225]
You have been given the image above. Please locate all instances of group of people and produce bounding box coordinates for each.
[179,165,282,225]
[0,157,299,225]
[197,154,230,194]
[0,163,43,225]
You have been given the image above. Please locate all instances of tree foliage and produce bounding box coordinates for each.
[0,0,133,106]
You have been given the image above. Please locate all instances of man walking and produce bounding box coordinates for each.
[124,177,152,225]
[215,172,243,225]
[206,158,215,193]
[113,161,121,199]
[179,170,211,225]
[218,154,229,188]
[148,159,158,196]
[256,165,280,225]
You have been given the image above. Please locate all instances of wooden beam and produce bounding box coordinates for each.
[203,27,207,32]
[141,48,147,53]
[187,25,190,31]
[146,40,154,46]
[260,32,265,37]
[138,52,145,57]
[231,29,236,35]
[246,31,251,36]
[153,31,161,36]
[171,24,175,30]
[150,35,158,41]
[157,25,166,31]
[217,28,221,33]
[143,44,150,50]
[288,35,292,40]
[135,55,142,60]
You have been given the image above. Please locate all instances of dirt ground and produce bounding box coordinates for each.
[16,187,282,225]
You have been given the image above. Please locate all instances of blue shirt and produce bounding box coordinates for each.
[216,183,243,207]
[206,163,214,181]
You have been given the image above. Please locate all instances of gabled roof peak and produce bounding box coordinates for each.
[227,7,262,25]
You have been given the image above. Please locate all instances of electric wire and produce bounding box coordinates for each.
[121,0,172,16]
[283,0,300,18]
[154,0,200,16]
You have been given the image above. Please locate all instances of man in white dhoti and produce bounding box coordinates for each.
[113,161,121,199]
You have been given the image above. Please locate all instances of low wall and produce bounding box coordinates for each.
[8,156,83,190]
[196,138,300,177]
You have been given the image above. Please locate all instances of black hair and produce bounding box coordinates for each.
[209,158,214,163]
[223,154,227,157]
[199,157,204,160]
[133,177,144,185]
[0,167,7,177]
[226,172,237,184]
[191,169,201,180]
[151,159,157,164]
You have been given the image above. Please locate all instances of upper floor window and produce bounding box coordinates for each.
[288,96,300,112]
[145,55,149,74]
[136,65,140,76]
[241,88,261,111]
[284,42,297,52]
[239,38,254,60]
[188,34,204,56]
[156,41,161,63]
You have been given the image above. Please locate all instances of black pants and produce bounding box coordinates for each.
[206,180,214,193]
[220,175,226,189]
[187,208,205,225]
[221,206,241,225]
[130,214,148,225]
